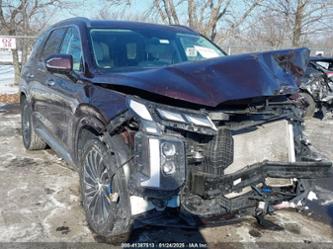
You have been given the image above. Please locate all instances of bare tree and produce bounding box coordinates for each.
[263,0,333,47]
[104,0,265,40]
[245,11,289,49]
[0,0,77,84]
[147,0,264,42]
[96,1,151,22]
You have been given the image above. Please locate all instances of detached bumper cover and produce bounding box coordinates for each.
[190,161,333,196]
[181,161,332,217]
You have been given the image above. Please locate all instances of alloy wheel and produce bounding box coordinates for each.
[83,146,114,225]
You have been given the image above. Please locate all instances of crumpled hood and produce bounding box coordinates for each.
[92,48,309,107]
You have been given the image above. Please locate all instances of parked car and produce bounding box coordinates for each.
[20,18,332,241]
[299,57,333,118]
[311,56,333,79]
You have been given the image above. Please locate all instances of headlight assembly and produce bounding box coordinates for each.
[129,99,153,121]
[157,108,186,123]
[157,108,217,130]
[184,114,217,130]
[129,98,217,132]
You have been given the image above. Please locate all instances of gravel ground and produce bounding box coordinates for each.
[0,104,332,248]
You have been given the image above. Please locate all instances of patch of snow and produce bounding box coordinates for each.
[0,65,17,93]
[321,199,333,206]
[49,194,66,209]
[307,191,318,201]
[0,83,18,94]
[69,194,79,202]
[314,185,333,206]
[0,65,14,82]
[0,50,22,63]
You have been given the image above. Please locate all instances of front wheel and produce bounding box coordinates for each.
[80,135,132,243]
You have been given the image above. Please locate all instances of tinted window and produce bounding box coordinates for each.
[41,28,66,59]
[90,29,225,72]
[60,27,83,71]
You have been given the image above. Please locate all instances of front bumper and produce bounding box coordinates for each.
[182,160,332,217]
[128,114,332,219]
[190,161,332,196]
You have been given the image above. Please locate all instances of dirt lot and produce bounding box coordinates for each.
[0,103,332,248]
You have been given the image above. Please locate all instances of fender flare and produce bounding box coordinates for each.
[73,104,108,164]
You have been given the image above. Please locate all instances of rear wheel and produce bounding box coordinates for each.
[300,92,316,118]
[80,135,132,243]
[21,96,47,150]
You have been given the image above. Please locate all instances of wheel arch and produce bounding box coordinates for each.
[20,84,32,102]
[20,91,27,104]
[73,104,108,166]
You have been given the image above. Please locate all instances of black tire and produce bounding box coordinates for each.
[300,92,316,118]
[21,96,47,150]
[80,134,132,243]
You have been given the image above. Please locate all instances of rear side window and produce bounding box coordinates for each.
[60,27,83,72]
[41,28,66,59]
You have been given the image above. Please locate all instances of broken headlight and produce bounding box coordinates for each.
[157,108,217,130]
[128,98,217,132]
[129,99,153,121]
[157,109,186,123]
[129,99,160,134]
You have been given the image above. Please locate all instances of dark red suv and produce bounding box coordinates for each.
[20,17,332,241]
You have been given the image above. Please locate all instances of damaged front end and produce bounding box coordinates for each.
[103,95,332,227]
[95,48,332,228]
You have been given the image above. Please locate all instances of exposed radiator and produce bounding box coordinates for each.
[224,119,295,175]
[186,119,295,178]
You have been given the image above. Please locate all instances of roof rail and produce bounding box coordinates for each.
[54,17,91,27]
[169,24,196,32]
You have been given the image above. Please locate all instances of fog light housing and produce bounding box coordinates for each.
[159,137,185,189]
[161,142,176,157]
[135,132,186,190]
[162,161,176,175]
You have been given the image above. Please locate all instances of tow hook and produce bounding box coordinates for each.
[254,201,275,226]
[250,186,276,227]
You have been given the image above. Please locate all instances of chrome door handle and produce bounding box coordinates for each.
[47,80,55,86]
